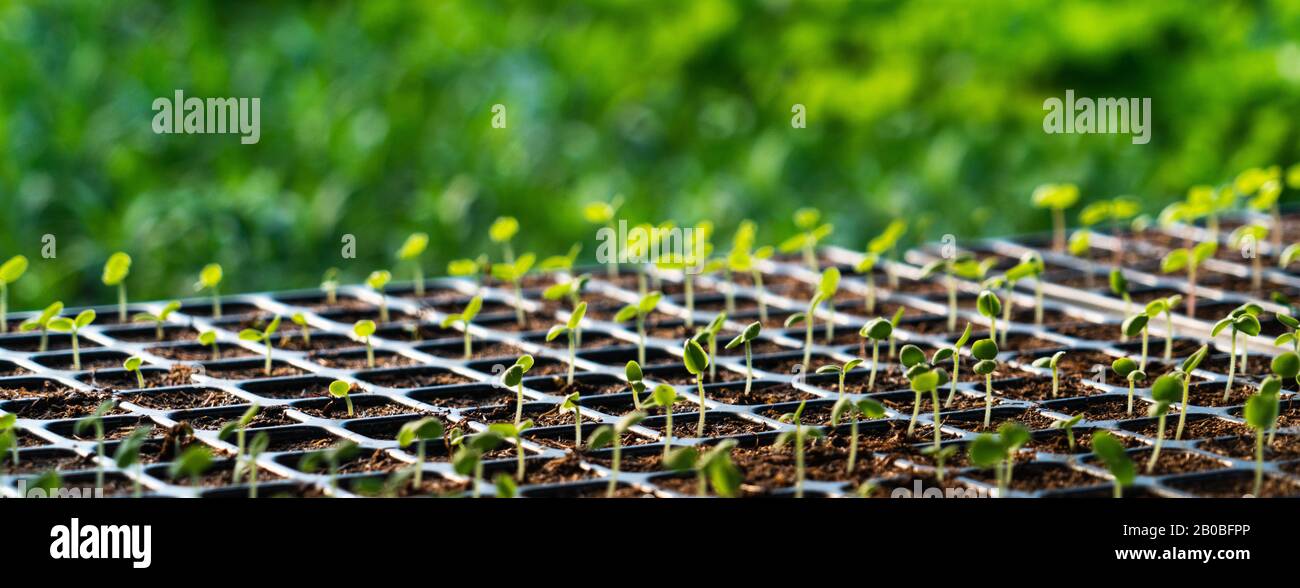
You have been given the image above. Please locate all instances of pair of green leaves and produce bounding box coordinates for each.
[831,396,885,426]
[1031,183,1080,210]
[501,355,535,387]
[1111,357,1148,384]
[397,417,445,447]
[971,338,999,375]
[1210,304,1263,338]
[48,309,96,333]
[1091,431,1135,488]
[664,439,743,497]
[587,411,647,450]
[1160,242,1217,274]
[20,301,64,332]
[545,302,588,342]
[614,291,662,323]
[102,252,131,286]
[725,321,763,350]
[860,317,892,341]
[683,338,710,376]
[441,296,483,328]
[492,253,536,283]
[968,422,1030,469]
[239,315,282,342]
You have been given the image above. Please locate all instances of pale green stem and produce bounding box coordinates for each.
[606,437,621,498]
[1254,431,1264,497]
[696,377,706,437]
[869,340,879,391]
[1175,376,1190,440]
[1224,331,1237,402]
[1147,414,1167,473]
[744,342,753,393]
[908,391,921,436]
[984,374,993,428]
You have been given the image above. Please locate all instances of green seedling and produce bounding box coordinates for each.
[1274,313,1300,353]
[1067,228,1096,288]
[490,216,520,264]
[1173,345,1209,440]
[722,221,759,316]
[645,384,679,460]
[1160,241,1216,318]
[626,360,647,409]
[194,263,224,318]
[0,255,28,332]
[1239,167,1284,250]
[784,267,839,373]
[1050,414,1084,455]
[683,338,711,437]
[1091,431,1135,498]
[47,310,96,370]
[451,431,504,498]
[614,291,662,365]
[921,254,995,332]
[545,302,587,386]
[1031,183,1080,253]
[543,273,589,344]
[123,355,146,388]
[817,359,865,400]
[448,255,489,293]
[1183,184,1236,239]
[328,380,355,417]
[1122,312,1150,372]
[299,440,360,494]
[366,270,392,322]
[1111,357,1147,417]
[351,319,377,367]
[289,312,311,346]
[1230,223,1270,292]
[885,306,905,358]
[831,396,886,474]
[321,267,340,305]
[397,232,429,296]
[238,314,282,375]
[74,400,116,488]
[244,433,270,498]
[492,253,536,326]
[1007,252,1046,325]
[922,443,960,483]
[1267,352,1299,444]
[937,323,974,408]
[779,207,832,272]
[488,420,534,481]
[132,301,181,341]
[501,354,535,424]
[724,321,763,393]
[101,252,132,323]
[865,219,908,293]
[588,411,648,497]
[560,392,583,447]
[494,473,518,498]
[976,289,1003,347]
[539,242,582,273]
[217,404,261,484]
[0,414,19,471]
[968,422,1029,497]
[397,417,445,488]
[113,426,151,497]
[692,313,726,382]
[1146,295,1183,360]
[1147,373,1184,472]
[1210,304,1261,401]
[972,338,1000,427]
[859,318,892,392]
[18,301,63,352]
[1079,196,1140,265]
[198,330,219,361]
[169,445,214,489]
[657,221,717,328]
[775,400,826,498]
[664,439,743,498]
[899,352,949,445]
[583,197,622,277]
[1031,351,1066,398]
[440,295,482,359]
[1245,378,1281,497]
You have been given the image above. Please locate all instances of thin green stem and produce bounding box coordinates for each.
[1253,432,1264,497]
[1147,414,1166,473]
[1175,376,1190,440]
[696,376,706,437]
[984,374,993,427]
[744,342,753,393]
[606,438,621,498]
[869,340,879,392]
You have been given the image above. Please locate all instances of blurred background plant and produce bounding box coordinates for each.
[2,0,1299,309]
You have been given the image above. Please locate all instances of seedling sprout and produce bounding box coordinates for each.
[352,319,377,367]
[489,216,520,265]
[1146,295,1183,360]
[194,263,224,318]
[1210,304,1261,401]
[452,430,504,498]
[545,301,587,386]
[664,439,743,497]
[217,404,261,485]
[645,384,679,460]
[1090,431,1135,498]
[938,323,973,408]
[439,295,482,359]
[73,399,116,487]
[626,360,646,409]
[170,445,214,489]
[723,321,763,393]
[976,289,1003,347]
[448,255,489,293]
[683,337,711,437]
[1146,373,1183,472]
[122,355,146,388]
[779,207,832,272]
[587,410,648,497]
[831,396,886,474]
[1245,377,1281,496]
[1160,241,1216,318]
[1031,351,1066,398]
[582,197,622,277]
[1031,183,1079,252]
[971,338,1000,427]
[775,400,825,498]
[0,414,17,472]
[396,232,429,296]
[921,254,994,332]
[491,253,535,326]
[290,312,311,345]
[198,330,219,360]
[784,267,838,372]
[968,422,1029,497]
[1229,223,1269,292]
[299,440,359,493]
[487,420,534,481]
[859,318,892,392]
[1111,357,1146,417]
[693,313,726,381]
[238,314,282,375]
[113,426,151,497]
[559,392,582,446]
[501,355,534,424]
[328,380,355,417]
[365,270,392,322]
[1122,312,1150,372]
[1050,414,1083,454]
[47,309,96,370]
[0,255,28,332]
[1274,313,1300,353]
[131,300,181,342]
[18,300,63,352]
[614,291,661,364]
[244,433,270,498]
[1110,269,1131,340]
[397,417,445,488]
[542,273,589,344]
[1173,345,1209,440]
[101,252,131,322]
[1267,352,1298,444]
[320,267,340,304]
[899,350,948,444]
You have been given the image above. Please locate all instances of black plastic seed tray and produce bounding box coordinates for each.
[3,214,1300,497]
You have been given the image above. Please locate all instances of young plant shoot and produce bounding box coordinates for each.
[74,400,117,487]
[244,433,270,498]
[18,301,63,352]
[1111,357,1147,417]
[860,318,892,391]
[366,270,392,322]
[1245,378,1281,496]
[501,355,535,424]
[320,267,340,304]
[195,263,224,318]
[1110,269,1131,340]
[972,338,1000,427]
[831,396,885,474]
[897,344,950,440]
[583,198,622,277]
[683,338,711,437]
[646,384,679,460]
[352,319,377,367]
[977,289,1003,347]
[299,440,359,493]
[198,330,220,360]
[587,411,647,497]
[775,400,826,498]
[545,301,587,386]
[397,417,444,488]
[0,414,18,471]
[939,323,974,408]
[123,355,146,388]
[725,321,763,393]
[0,255,28,332]
[921,254,994,332]
[1211,305,1262,401]
[968,422,1029,497]
[492,252,535,326]
[664,439,743,498]
[1160,241,1216,318]
[170,445,214,489]
[784,267,839,373]
[328,380,355,417]
[1147,374,1184,472]
[694,313,726,381]
[290,312,311,346]
[113,426,151,498]
[779,207,832,272]
[1031,183,1079,253]
[560,392,582,447]
[862,219,907,299]
[1050,414,1084,454]
[132,300,181,341]
[218,403,262,484]
[626,360,646,409]
[1174,345,1209,440]
[488,420,534,481]
[1006,252,1046,325]
[440,295,482,359]
[1268,352,1299,444]
[397,232,429,296]
[452,431,504,498]
[47,309,96,370]
[1146,295,1183,360]
[614,291,661,364]
[1122,312,1150,372]
[1229,223,1269,292]
[1091,431,1136,498]
[490,216,520,264]
[239,314,282,375]
[542,273,589,344]
[1275,313,1300,354]
[102,252,131,322]
[1031,351,1066,399]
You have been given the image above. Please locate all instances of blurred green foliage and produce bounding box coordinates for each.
[2,0,1299,309]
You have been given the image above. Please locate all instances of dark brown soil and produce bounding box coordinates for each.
[964,462,1105,491]
[183,406,298,431]
[643,412,772,438]
[358,367,475,389]
[1195,355,1270,378]
[528,430,652,450]
[35,353,133,370]
[949,409,1060,432]
[293,398,422,419]
[1086,449,1228,476]
[238,379,335,400]
[1184,384,1256,407]
[994,377,1101,401]
[0,379,76,399]
[645,366,746,385]
[274,334,363,352]
[99,325,200,343]
[408,386,514,408]
[526,482,653,498]
[1163,471,1300,498]
[1027,430,1145,454]
[1196,434,1300,461]
[583,451,667,473]
[200,362,307,380]
[348,474,471,498]
[1130,416,1248,440]
[146,345,256,361]
[4,451,97,475]
[879,390,992,413]
[478,315,555,333]
[0,334,103,352]
[8,392,128,420]
[419,340,521,359]
[308,351,417,369]
[1053,397,1149,422]
[119,388,246,410]
[461,403,598,427]
[489,454,598,485]
[705,383,817,405]
[1045,322,1120,341]
[526,375,630,395]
